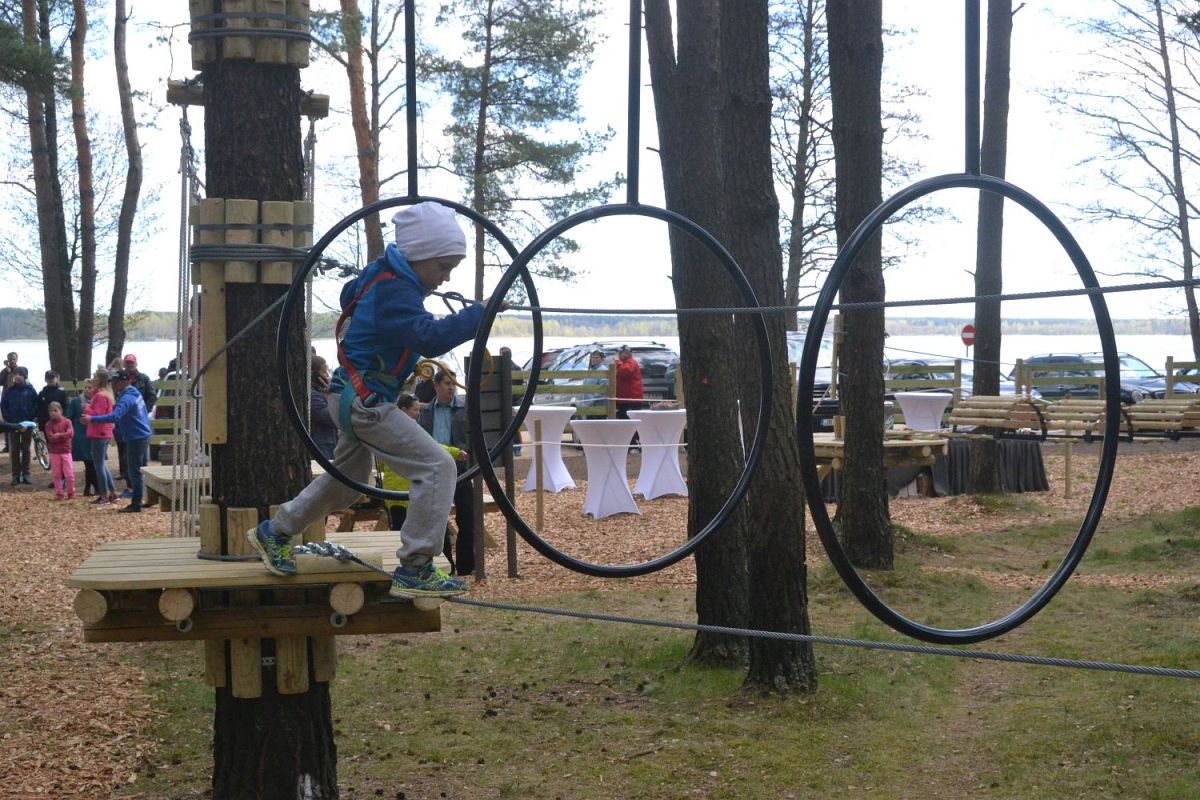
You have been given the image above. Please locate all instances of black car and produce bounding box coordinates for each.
[1011,352,1198,403]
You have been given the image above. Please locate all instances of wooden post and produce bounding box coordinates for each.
[189,0,215,68]
[1167,356,1176,398]
[255,0,288,64]
[260,201,294,284]
[285,0,311,67]
[224,0,254,60]
[224,199,259,283]
[606,362,618,418]
[195,199,229,445]
[226,507,263,699]
[1063,441,1073,499]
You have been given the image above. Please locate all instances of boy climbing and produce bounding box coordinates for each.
[248,202,505,597]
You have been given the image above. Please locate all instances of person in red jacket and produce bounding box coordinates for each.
[614,344,644,418]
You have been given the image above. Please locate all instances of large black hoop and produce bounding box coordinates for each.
[797,172,1120,644]
[277,195,539,501]
[466,203,774,577]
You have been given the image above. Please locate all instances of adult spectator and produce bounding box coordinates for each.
[417,369,475,576]
[310,355,338,460]
[0,352,16,452]
[37,370,68,432]
[82,368,152,512]
[1,367,37,484]
[122,354,157,413]
[614,345,644,419]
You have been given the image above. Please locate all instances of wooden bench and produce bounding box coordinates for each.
[512,366,616,421]
[946,395,1047,438]
[1041,398,1132,440]
[1123,397,1200,438]
[1165,357,1200,398]
[884,360,962,426]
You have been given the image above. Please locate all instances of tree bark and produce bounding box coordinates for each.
[109,0,142,370]
[968,0,1013,494]
[203,57,335,799]
[827,0,891,569]
[721,0,816,692]
[340,0,383,261]
[472,0,496,302]
[646,0,751,666]
[784,0,818,334]
[69,0,95,381]
[24,0,75,376]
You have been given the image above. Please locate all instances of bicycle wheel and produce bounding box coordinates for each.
[35,433,50,470]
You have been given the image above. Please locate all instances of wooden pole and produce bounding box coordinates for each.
[534,419,544,533]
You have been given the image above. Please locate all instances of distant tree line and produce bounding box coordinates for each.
[0,306,1190,341]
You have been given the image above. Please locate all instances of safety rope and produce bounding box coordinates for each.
[283,540,1200,681]
[448,596,1200,681]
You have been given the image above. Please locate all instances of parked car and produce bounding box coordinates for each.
[1010,352,1199,403]
[533,340,680,408]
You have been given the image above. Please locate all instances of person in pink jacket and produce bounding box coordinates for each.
[86,368,119,504]
[44,401,75,499]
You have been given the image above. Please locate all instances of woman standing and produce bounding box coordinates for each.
[86,368,119,504]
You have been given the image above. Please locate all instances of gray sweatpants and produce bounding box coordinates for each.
[272,394,456,568]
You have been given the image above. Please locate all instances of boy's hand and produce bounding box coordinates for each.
[483,294,509,312]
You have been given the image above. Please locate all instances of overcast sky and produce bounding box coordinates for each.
[3,0,1181,324]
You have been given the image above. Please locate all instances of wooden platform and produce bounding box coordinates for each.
[812,431,949,477]
[68,532,440,643]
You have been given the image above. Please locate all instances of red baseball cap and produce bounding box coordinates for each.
[123,354,137,365]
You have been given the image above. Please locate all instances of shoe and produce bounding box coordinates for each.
[389,562,468,598]
[54,495,64,501]
[92,496,109,505]
[118,505,142,513]
[67,494,74,500]
[83,490,93,497]
[21,474,32,484]
[119,488,133,499]
[10,477,17,486]
[246,521,297,577]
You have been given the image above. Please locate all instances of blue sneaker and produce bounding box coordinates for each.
[389,562,467,598]
[246,521,297,577]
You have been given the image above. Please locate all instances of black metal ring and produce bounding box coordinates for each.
[466,203,774,577]
[797,172,1120,644]
[277,195,540,501]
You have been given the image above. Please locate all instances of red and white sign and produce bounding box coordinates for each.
[961,324,976,347]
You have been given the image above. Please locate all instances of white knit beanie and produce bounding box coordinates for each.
[391,202,467,262]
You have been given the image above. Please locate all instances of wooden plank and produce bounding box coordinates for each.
[80,598,440,643]
[224,0,254,60]
[224,198,259,282]
[286,0,311,67]
[311,636,336,682]
[254,0,288,64]
[205,640,228,687]
[275,636,310,694]
[189,0,215,68]
[260,200,294,283]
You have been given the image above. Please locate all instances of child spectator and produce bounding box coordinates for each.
[44,401,75,499]
[86,368,119,504]
[67,380,98,496]
[1,367,37,485]
[248,201,505,597]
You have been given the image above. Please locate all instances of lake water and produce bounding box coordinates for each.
[1,332,1195,388]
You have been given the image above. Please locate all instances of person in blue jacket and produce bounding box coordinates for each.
[1,367,38,485]
[82,368,152,512]
[247,201,507,598]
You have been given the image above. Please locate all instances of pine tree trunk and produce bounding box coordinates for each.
[721,0,817,693]
[70,0,96,381]
[827,0,891,569]
[109,0,142,370]
[646,0,750,666]
[203,57,336,800]
[339,0,383,261]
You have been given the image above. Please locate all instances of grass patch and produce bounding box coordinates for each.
[113,510,1200,799]
[1084,507,1200,572]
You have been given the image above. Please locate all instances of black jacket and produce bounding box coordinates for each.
[36,384,68,429]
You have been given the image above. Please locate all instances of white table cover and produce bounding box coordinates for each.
[571,419,641,519]
[894,391,953,432]
[627,409,688,499]
[517,405,577,492]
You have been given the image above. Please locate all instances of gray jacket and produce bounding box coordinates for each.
[417,394,468,450]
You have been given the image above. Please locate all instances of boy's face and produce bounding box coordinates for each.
[403,402,421,420]
[12,372,23,385]
[410,256,463,291]
[5,353,15,367]
[50,406,62,420]
[47,376,58,386]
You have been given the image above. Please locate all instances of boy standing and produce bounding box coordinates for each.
[37,370,68,432]
[1,367,38,484]
[247,202,505,597]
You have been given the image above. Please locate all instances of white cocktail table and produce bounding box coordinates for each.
[894,391,953,432]
[516,405,577,492]
[627,409,688,499]
[571,419,641,519]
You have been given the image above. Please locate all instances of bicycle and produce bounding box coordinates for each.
[12,421,50,471]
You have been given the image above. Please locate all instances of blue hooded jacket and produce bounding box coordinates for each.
[89,385,153,441]
[1,381,38,423]
[334,244,484,402]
